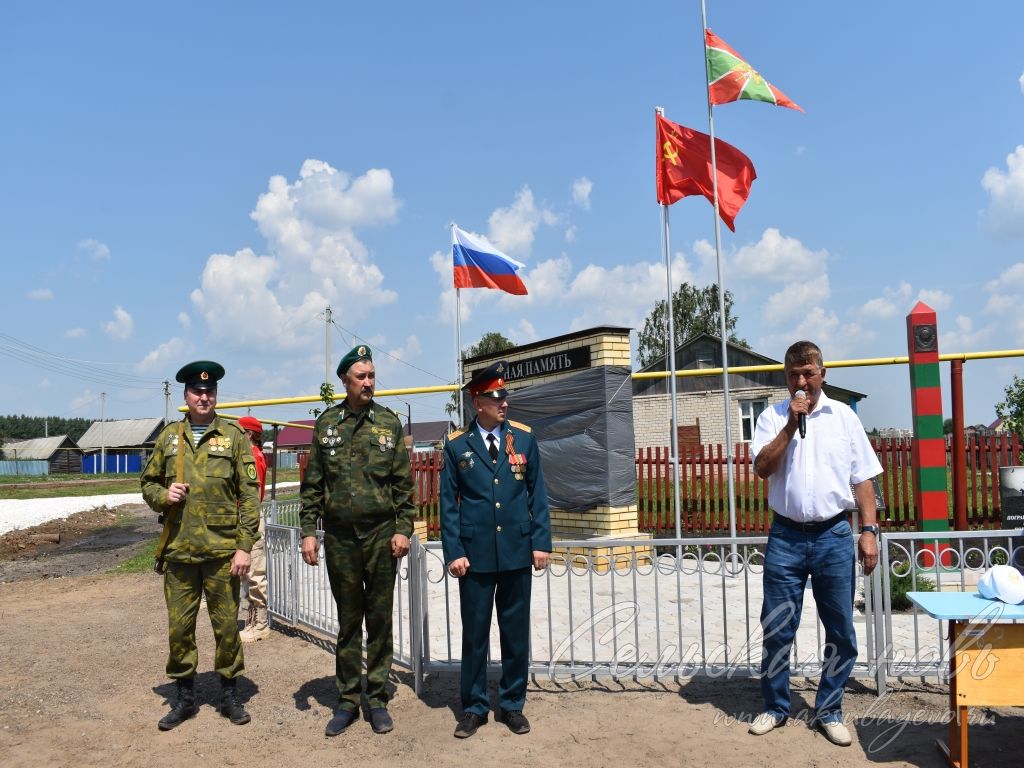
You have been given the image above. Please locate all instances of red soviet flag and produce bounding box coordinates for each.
[655,113,757,231]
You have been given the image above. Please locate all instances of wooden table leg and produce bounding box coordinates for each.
[935,620,967,768]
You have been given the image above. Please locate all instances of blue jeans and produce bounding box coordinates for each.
[759,518,857,723]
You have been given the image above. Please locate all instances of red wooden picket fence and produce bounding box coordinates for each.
[407,434,1022,537]
[636,434,1023,535]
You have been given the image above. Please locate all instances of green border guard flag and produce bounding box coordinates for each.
[705,28,803,112]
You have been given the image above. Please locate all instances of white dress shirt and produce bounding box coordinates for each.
[751,391,882,522]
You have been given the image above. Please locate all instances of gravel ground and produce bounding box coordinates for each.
[0,494,144,535]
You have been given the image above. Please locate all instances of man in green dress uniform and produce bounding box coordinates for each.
[141,360,261,730]
[300,345,415,736]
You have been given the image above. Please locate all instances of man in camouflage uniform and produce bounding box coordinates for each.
[300,344,415,737]
[141,360,260,731]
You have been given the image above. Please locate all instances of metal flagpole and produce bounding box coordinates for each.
[451,223,465,428]
[700,0,739,554]
[655,107,683,545]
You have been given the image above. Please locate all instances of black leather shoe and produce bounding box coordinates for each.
[369,707,394,734]
[325,709,357,737]
[499,709,530,734]
[158,679,198,731]
[454,712,487,738]
[219,679,251,725]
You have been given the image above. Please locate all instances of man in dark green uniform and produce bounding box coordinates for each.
[141,360,260,731]
[440,361,552,739]
[300,344,415,737]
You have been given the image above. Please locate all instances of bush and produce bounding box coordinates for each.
[889,570,935,611]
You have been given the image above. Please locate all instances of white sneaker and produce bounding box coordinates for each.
[818,720,852,746]
[748,712,785,735]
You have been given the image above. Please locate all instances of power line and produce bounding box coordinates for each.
[0,333,165,390]
[327,319,451,384]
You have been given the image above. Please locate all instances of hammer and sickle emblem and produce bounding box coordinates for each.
[663,141,679,166]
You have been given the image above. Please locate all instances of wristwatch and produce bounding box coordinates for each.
[861,524,880,536]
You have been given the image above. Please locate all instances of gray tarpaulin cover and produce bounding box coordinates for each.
[486,365,636,511]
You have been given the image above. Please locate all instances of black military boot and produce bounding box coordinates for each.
[220,676,251,725]
[158,677,198,731]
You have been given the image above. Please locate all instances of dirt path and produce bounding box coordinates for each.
[0,507,1021,767]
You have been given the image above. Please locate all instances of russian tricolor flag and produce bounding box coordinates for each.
[452,226,528,296]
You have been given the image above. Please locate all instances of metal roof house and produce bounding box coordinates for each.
[633,333,868,450]
[1,435,83,474]
[77,417,166,473]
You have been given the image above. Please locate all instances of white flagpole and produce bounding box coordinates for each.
[656,106,683,545]
[451,223,465,428]
[700,0,739,551]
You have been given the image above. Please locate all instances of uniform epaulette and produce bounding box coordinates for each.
[377,403,401,420]
[316,402,342,421]
[446,428,466,441]
[508,419,532,433]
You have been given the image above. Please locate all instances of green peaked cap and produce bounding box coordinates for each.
[175,360,225,390]
[336,344,372,377]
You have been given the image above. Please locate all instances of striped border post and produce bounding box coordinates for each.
[906,301,951,566]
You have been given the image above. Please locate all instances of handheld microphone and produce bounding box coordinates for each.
[795,390,807,439]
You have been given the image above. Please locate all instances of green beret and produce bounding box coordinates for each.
[336,345,372,378]
[175,360,225,390]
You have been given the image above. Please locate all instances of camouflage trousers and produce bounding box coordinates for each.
[244,516,267,610]
[324,521,397,712]
[163,557,243,679]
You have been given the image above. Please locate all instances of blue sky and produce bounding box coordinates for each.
[2,1,1023,433]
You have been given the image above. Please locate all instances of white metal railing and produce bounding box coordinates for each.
[263,520,1023,697]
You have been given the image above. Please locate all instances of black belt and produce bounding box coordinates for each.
[772,511,847,534]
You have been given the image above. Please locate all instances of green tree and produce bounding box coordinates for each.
[446,332,517,422]
[636,283,747,367]
[943,418,953,435]
[995,374,1024,438]
[463,331,515,360]
[308,381,336,419]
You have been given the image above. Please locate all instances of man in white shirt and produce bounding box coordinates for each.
[748,341,882,747]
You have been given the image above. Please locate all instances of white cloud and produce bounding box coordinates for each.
[731,228,829,283]
[69,390,98,412]
[572,177,593,209]
[762,274,831,325]
[567,254,696,330]
[917,289,952,311]
[27,288,53,301]
[102,306,134,340]
[942,315,993,351]
[177,312,191,329]
[983,261,1024,344]
[981,146,1024,237]
[857,281,913,319]
[487,186,557,256]
[1019,72,1024,93]
[986,262,1024,291]
[513,319,536,343]
[564,225,576,243]
[78,238,110,261]
[64,327,86,339]
[137,337,190,373]
[191,160,401,350]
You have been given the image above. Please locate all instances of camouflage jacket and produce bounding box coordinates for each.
[141,415,260,562]
[299,400,415,539]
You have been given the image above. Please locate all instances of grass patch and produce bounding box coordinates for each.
[110,537,160,574]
